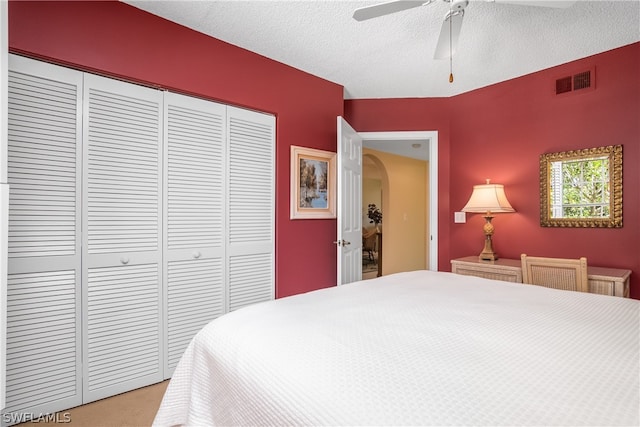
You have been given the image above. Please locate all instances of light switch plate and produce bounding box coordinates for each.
[454,212,466,223]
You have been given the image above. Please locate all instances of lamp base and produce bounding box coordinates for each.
[478,215,498,261]
[479,251,498,261]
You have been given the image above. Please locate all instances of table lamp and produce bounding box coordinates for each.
[462,179,515,261]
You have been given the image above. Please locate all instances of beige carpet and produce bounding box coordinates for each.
[17,381,169,427]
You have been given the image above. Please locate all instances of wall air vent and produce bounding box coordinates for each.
[573,71,591,91]
[555,68,595,96]
[555,76,572,94]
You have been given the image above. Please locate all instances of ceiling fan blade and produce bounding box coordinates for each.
[433,11,464,60]
[353,0,430,22]
[490,0,577,8]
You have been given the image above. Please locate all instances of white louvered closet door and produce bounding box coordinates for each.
[82,74,163,403]
[5,55,276,418]
[163,92,226,376]
[226,107,275,311]
[5,56,83,416]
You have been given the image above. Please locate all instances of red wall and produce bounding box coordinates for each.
[8,0,344,298]
[346,43,640,299]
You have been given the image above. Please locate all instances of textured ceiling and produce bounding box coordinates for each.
[126,0,640,100]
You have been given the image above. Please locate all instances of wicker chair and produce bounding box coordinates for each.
[520,254,589,293]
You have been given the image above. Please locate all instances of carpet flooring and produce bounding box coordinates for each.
[363,262,378,273]
[16,380,169,427]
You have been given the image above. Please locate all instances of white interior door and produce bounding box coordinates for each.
[336,117,362,285]
[6,56,83,416]
[226,106,275,311]
[82,73,164,403]
[163,92,226,376]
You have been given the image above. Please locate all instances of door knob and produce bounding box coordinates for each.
[332,240,351,247]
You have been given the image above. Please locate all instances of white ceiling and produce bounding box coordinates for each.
[364,138,430,160]
[126,0,640,100]
[124,0,638,161]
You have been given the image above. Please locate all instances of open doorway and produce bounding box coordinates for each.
[359,131,438,275]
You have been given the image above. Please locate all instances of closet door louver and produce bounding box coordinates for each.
[82,74,163,402]
[5,57,83,416]
[163,93,226,375]
[227,107,275,311]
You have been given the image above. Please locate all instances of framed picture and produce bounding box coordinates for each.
[290,145,336,219]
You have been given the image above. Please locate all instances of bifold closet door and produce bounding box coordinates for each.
[226,107,275,311]
[82,74,163,403]
[5,56,83,416]
[163,92,226,376]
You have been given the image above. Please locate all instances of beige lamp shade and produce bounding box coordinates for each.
[462,181,515,214]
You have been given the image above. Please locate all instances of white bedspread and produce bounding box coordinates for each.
[154,270,640,426]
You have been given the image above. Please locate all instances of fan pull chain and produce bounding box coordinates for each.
[449,2,454,83]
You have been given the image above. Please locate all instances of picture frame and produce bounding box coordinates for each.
[290,145,336,219]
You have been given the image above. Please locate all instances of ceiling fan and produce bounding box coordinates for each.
[353,0,577,60]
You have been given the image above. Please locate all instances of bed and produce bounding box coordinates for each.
[153,270,640,426]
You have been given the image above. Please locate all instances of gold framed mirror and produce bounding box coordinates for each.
[540,145,622,228]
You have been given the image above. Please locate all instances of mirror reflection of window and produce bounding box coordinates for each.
[550,156,610,219]
[539,144,622,228]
